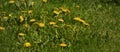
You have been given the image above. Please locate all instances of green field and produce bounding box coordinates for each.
[0,0,120,52]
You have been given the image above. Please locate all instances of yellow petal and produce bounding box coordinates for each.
[20,16,24,22]
[59,43,67,47]
[18,33,25,37]
[43,0,47,3]
[24,23,29,28]
[28,10,33,14]
[0,26,5,30]
[37,23,45,27]
[49,22,56,25]
[83,22,90,26]
[24,42,31,47]
[9,0,14,3]
[58,18,64,22]
[30,19,36,22]
[53,10,59,15]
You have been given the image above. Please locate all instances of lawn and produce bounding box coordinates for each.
[0,0,120,52]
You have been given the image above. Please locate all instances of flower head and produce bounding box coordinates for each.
[53,10,60,15]
[76,5,80,8]
[31,2,34,6]
[9,14,12,17]
[35,22,45,27]
[58,18,64,22]
[83,22,90,26]
[74,17,90,26]
[24,23,29,28]
[19,16,24,22]
[18,33,25,37]
[49,22,56,25]
[60,8,70,14]
[0,26,5,30]
[9,0,15,3]
[30,19,36,22]
[28,10,33,14]
[43,0,47,3]
[59,43,67,47]
[24,42,31,47]
[53,25,59,28]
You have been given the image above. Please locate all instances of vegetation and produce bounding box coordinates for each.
[0,0,120,52]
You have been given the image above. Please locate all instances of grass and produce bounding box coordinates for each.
[0,0,120,52]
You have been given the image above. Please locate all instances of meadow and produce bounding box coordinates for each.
[0,0,120,52]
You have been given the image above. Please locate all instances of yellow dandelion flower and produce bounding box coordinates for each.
[53,25,59,28]
[74,17,85,23]
[49,22,56,25]
[59,43,67,47]
[9,14,12,17]
[43,0,47,3]
[74,17,90,26]
[53,10,59,15]
[3,17,8,21]
[9,0,14,3]
[30,19,36,22]
[19,16,24,22]
[24,23,29,28]
[18,33,25,37]
[76,5,80,8]
[73,17,81,21]
[58,18,64,22]
[61,8,70,14]
[83,22,90,26]
[28,10,33,14]
[37,23,45,27]
[31,2,34,6]
[24,42,31,47]
[0,26,5,30]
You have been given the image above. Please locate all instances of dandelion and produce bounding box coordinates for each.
[58,18,64,22]
[19,16,24,22]
[74,17,81,21]
[60,8,70,14]
[53,25,59,28]
[53,10,59,15]
[83,22,90,26]
[59,43,67,47]
[31,2,34,6]
[18,33,25,37]
[76,5,80,8]
[9,14,12,17]
[0,26,5,30]
[43,0,47,3]
[36,22,45,27]
[49,22,56,25]
[28,10,33,14]
[3,17,8,21]
[30,19,36,22]
[74,17,90,26]
[9,0,15,3]
[24,42,31,47]
[24,23,29,28]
